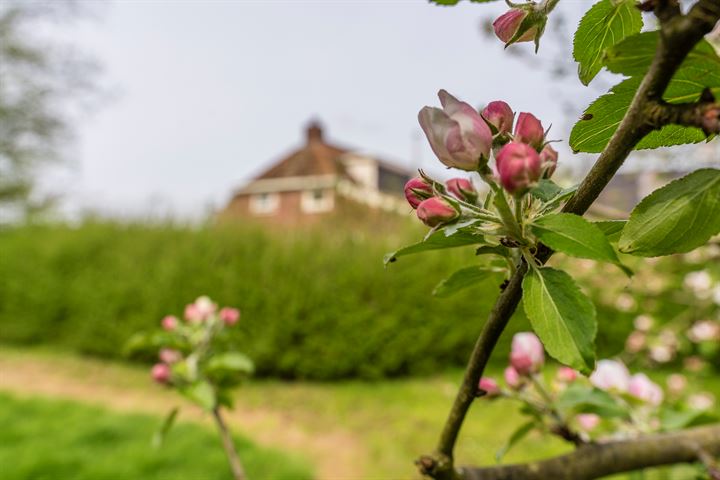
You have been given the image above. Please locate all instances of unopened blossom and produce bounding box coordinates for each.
[418,90,493,171]
[504,366,522,389]
[159,348,182,364]
[649,345,673,364]
[481,101,514,134]
[684,271,713,298]
[219,307,241,326]
[628,373,664,406]
[539,144,558,178]
[576,413,600,432]
[404,177,433,209]
[161,315,179,331]
[590,359,630,392]
[701,106,720,134]
[633,315,654,332]
[614,293,636,312]
[513,112,545,151]
[416,197,459,227]
[496,142,542,195]
[493,9,537,44]
[510,332,544,375]
[478,377,501,397]
[625,331,646,353]
[688,320,720,343]
[151,363,171,384]
[446,178,477,203]
[556,366,578,383]
[666,374,687,396]
[688,392,715,410]
[185,296,217,323]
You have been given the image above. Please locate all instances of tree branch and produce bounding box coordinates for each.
[461,424,720,480]
[420,2,720,479]
[646,89,720,135]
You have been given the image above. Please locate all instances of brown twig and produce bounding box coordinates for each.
[212,407,247,480]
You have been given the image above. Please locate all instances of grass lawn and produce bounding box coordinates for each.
[1,347,718,479]
[0,392,313,480]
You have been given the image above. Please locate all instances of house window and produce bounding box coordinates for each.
[249,192,279,215]
[301,189,334,213]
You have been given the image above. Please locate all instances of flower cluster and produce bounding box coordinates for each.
[477,333,716,452]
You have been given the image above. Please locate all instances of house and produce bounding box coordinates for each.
[220,121,414,225]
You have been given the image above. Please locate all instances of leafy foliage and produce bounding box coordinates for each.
[432,266,504,298]
[619,169,720,257]
[572,0,643,85]
[384,230,483,265]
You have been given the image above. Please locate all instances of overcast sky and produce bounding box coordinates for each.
[41,1,620,218]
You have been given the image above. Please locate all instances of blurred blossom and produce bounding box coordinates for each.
[633,315,654,332]
[478,377,500,397]
[683,249,706,263]
[510,332,545,374]
[161,315,179,331]
[614,293,636,312]
[576,413,600,431]
[649,345,673,363]
[625,331,646,353]
[504,366,521,389]
[159,348,182,364]
[683,356,706,372]
[684,271,713,298]
[151,363,171,384]
[658,329,678,348]
[666,374,687,395]
[590,359,630,392]
[194,295,217,317]
[688,320,720,343]
[219,307,241,326]
[628,373,664,406]
[556,366,578,383]
[687,392,715,410]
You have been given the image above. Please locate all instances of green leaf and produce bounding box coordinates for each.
[429,0,498,4]
[557,385,629,418]
[530,179,563,202]
[531,213,630,275]
[384,230,484,265]
[476,244,511,257]
[152,407,179,448]
[495,421,535,463]
[593,220,626,243]
[660,408,719,431]
[571,40,720,153]
[572,0,642,85]
[619,169,720,256]
[181,381,216,411]
[522,267,597,374]
[433,266,504,298]
[207,352,255,375]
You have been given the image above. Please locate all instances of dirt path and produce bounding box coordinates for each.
[0,353,366,480]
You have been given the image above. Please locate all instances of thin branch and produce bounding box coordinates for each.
[212,407,247,480]
[420,2,720,479]
[462,424,720,480]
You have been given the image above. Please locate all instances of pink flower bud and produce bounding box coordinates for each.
[539,144,558,178]
[416,197,459,227]
[478,377,500,397]
[151,363,171,384]
[628,373,664,406]
[418,90,493,171]
[481,101,514,134]
[404,177,433,209]
[185,295,217,323]
[504,366,521,389]
[493,9,536,44]
[513,112,545,151]
[576,413,600,432]
[688,320,720,343]
[666,374,687,396]
[161,315,178,331]
[701,106,720,134]
[446,178,477,203]
[159,348,182,364]
[556,366,578,383]
[219,307,241,326]
[496,142,542,195]
[589,359,630,392]
[184,303,202,323]
[510,332,544,375]
[625,331,646,353]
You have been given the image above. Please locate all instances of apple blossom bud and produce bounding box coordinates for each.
[496,142,542,195]
[504,366,521,389]
[220,307,241,326]
[159,348,182,364]
[514,112,545,151]
[688,392,715,411]
[688,320,720,343]
[446,178,477,203]
[701,106,720,134]
[161,315,178,331]
[510,332,544,375]
[404,178,434,209]
[478,377,500,397]
[416,197,459,227]
[481,101,514,134]
[589,359,630,392]
[666,374,687,396]
[184,303,202,323]
[185,296,217,323]
[628,373,664,406]
[633,315,654,332]
[576,413,600,431]
[556,366,578,383]
[151,363,171,384]
[418,90,493,171]
[539,144,558,178]
[493,9,536,44]
[625,331,646,353]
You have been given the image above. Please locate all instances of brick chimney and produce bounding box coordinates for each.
[306,120,323,144]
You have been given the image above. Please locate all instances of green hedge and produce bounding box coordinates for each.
[0,221,636,379]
